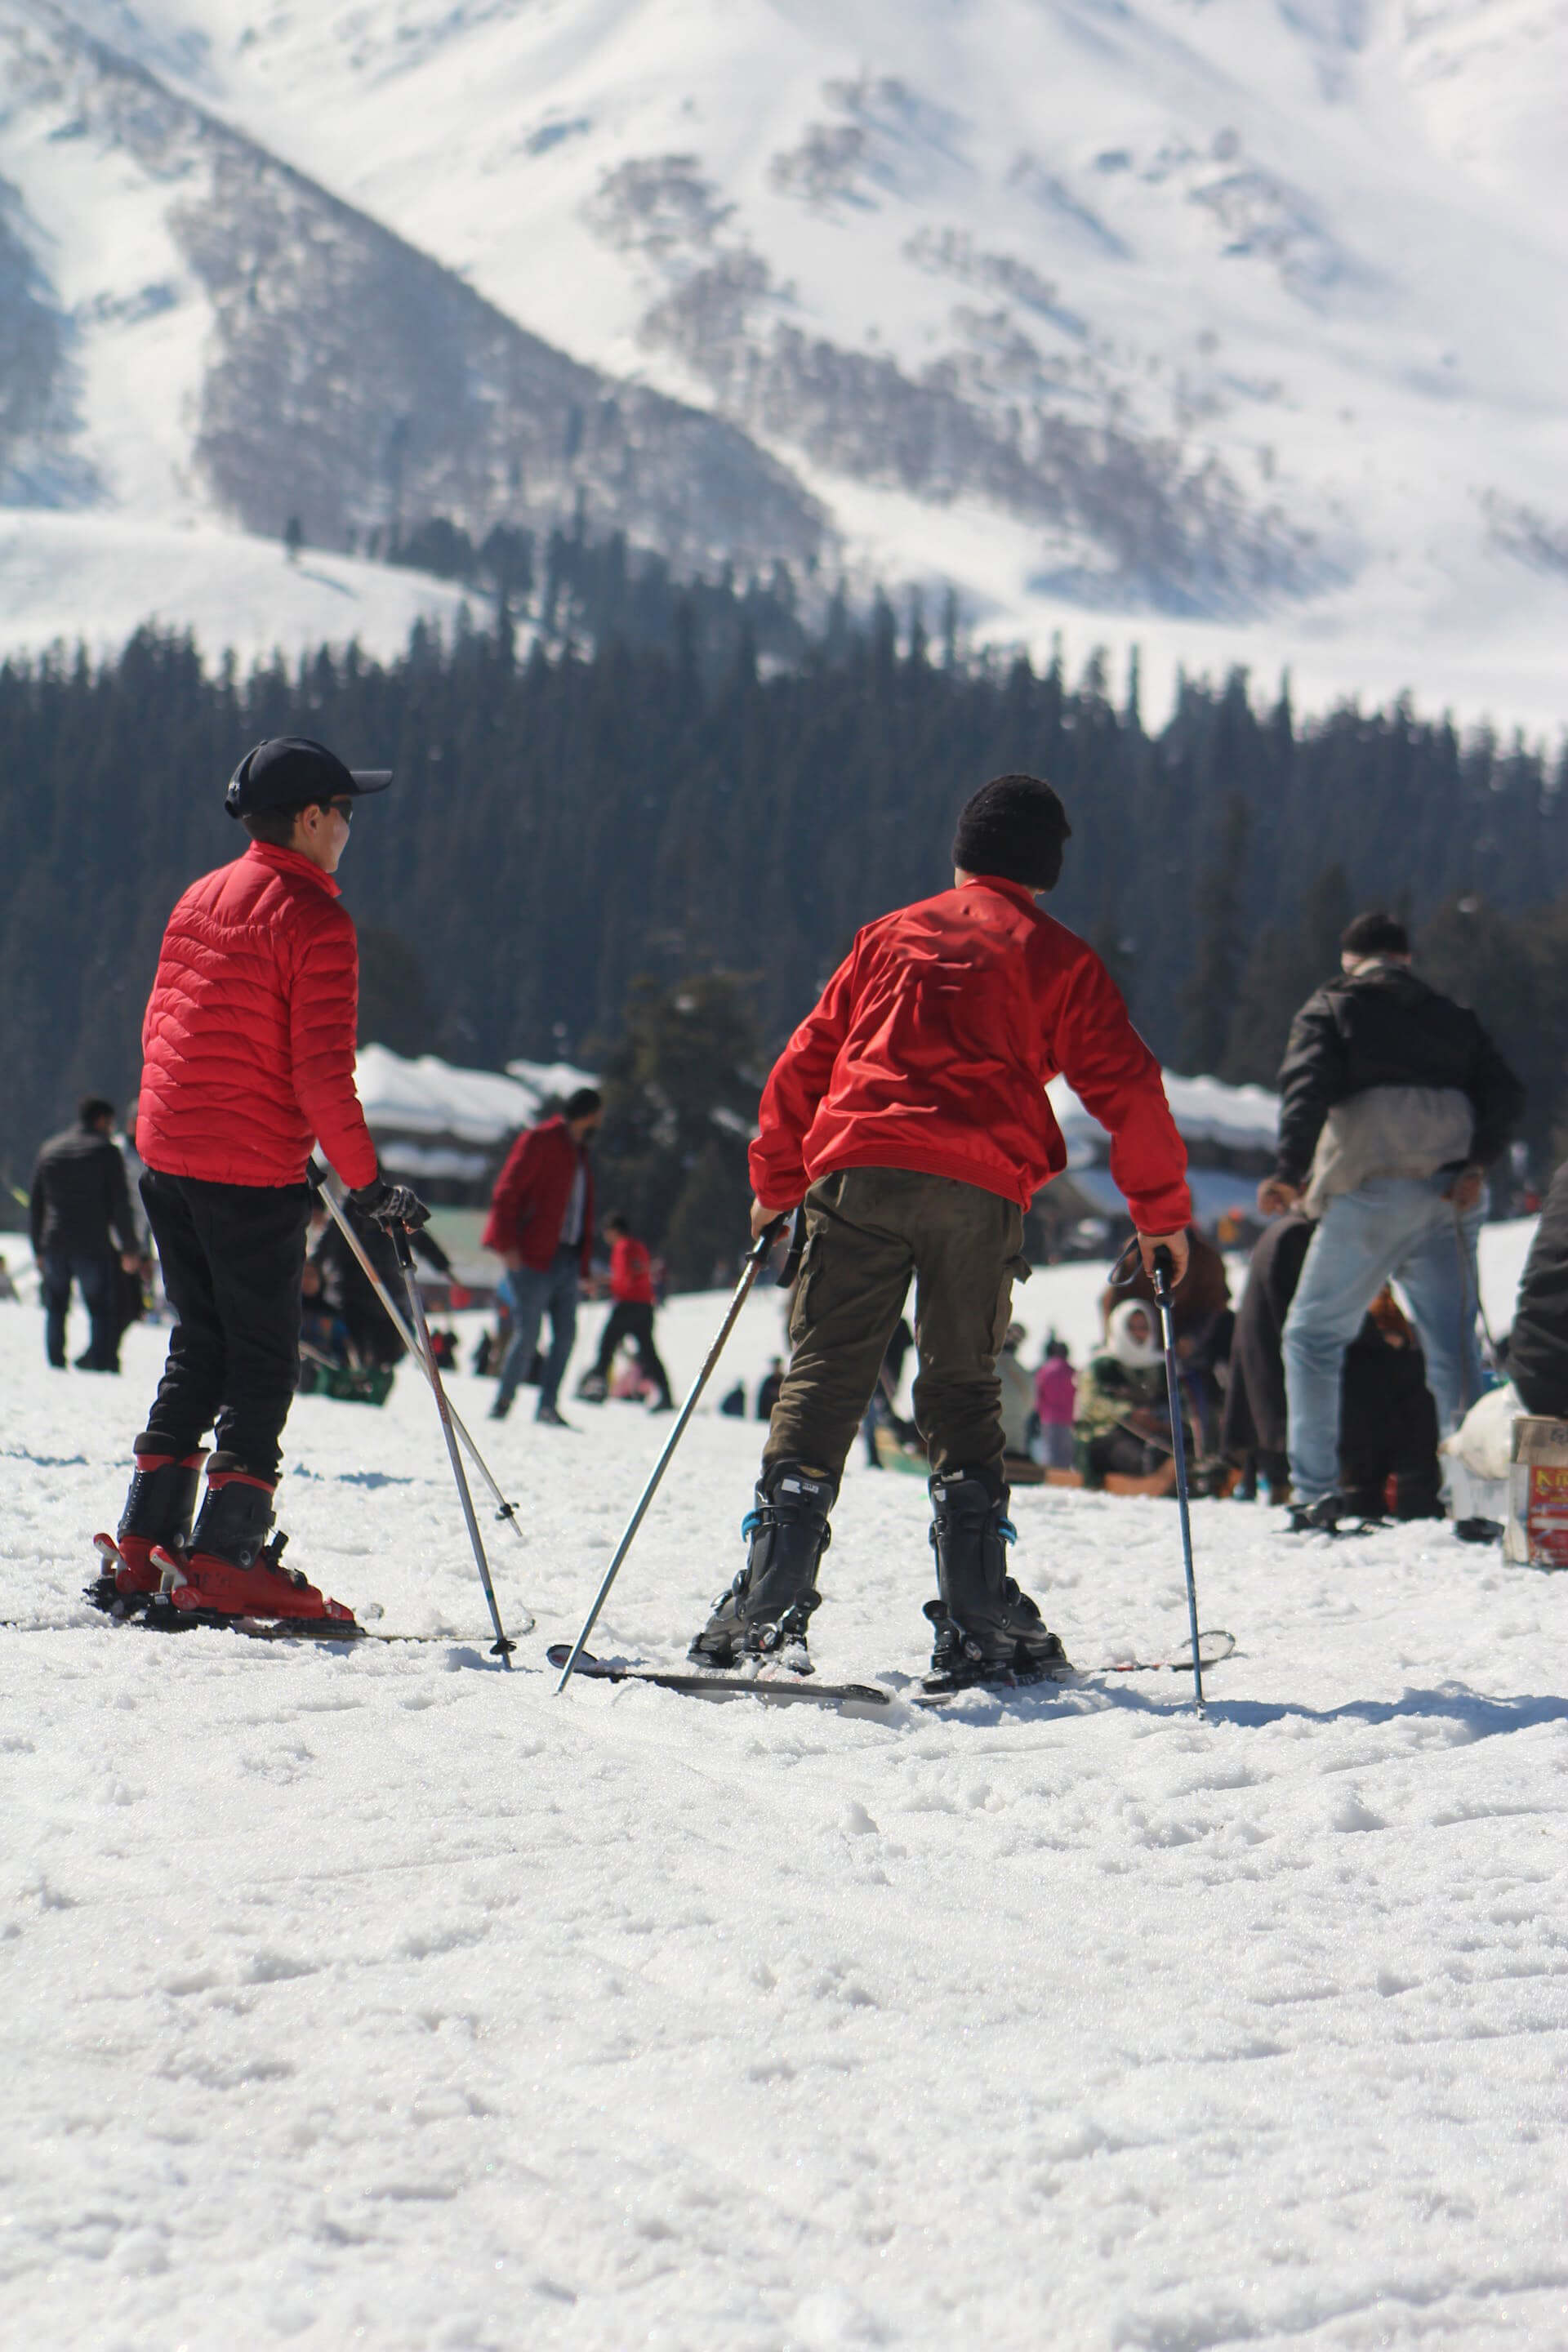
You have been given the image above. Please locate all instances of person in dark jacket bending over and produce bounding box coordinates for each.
[483,1087,602,1426]
[94,738,428,1624]
[690,773,1192,1686]
[1258,910,1523,1531]
[1504,1158,1568,1419]
[31,1097,140,1373]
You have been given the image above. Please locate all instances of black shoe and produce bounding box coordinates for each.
[1286,1492,1347,1535]
[535,1402,572,1429]
[925,1467,1067,1678]
[488,1397,511,1422]
[648,1396,675,1415]
[690,1463,833,1670]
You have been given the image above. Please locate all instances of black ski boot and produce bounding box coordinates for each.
[164,1456,352,1623]
[922,1466,1070,1690]
[88,1437,207,1610]
[689,1462,833,1672]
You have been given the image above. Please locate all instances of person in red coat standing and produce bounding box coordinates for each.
[689,773,1192,1688]
[578,1212,675,1411]
[96,737,427,1624]
[482,1087,602,1425]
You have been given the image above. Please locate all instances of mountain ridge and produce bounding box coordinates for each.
[2,1,1568,722]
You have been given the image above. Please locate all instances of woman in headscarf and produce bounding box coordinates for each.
[1074,1299,1184,1488]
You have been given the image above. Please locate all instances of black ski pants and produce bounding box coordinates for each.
[140,1170,311,1478]
[764,1168,1029,1484]
[592,1300,673,1403]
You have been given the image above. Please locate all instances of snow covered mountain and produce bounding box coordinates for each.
[4,0,1568,717]
[0,0,827,658]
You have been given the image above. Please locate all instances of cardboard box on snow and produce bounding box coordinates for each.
[1507,1416,1568,1568]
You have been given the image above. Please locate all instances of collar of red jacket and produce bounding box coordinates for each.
[960,874,1040,911]
[243,840,343,899]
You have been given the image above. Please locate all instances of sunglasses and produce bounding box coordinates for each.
[329,796,354,820]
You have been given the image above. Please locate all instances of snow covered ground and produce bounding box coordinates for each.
[2,1268,1566,2350]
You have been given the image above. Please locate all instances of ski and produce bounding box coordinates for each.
[113,1600,469,1646]
[4,1616,460,1646]
[546,1643,892,1709]
[0,1597,482,1647]
[915,1628,1236,1703]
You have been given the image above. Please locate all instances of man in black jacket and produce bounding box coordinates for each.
[1257,911,1523,1527]
[30,1097,140,1373]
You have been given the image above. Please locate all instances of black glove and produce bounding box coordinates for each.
[350,1177,430,1231]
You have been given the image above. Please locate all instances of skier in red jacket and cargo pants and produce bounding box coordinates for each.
[690,773,1192,1686]
[95,738,426,1625]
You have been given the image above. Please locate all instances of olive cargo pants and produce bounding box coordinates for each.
[764,1168,1029,1482]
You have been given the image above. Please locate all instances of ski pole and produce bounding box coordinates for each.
[390,1223,517,1668]
[1152,1245,1205,1713]
[555,1215,787,1693]
[315,1183,534,1615]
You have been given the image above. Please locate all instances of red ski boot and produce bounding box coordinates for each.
[88,1441,207,1610]
[164,1458,355,1624]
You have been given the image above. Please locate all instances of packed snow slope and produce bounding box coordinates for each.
[0,510,483,666]
[6,0,1568,719]
[3,1270,1566,2350]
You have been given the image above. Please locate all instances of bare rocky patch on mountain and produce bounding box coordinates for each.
[595,154,1340,618]
[0,176,96,505]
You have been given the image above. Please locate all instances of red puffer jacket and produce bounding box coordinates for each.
[137,844,378,1191]
[482,1119,595,1275]
[750,876,1191,1234]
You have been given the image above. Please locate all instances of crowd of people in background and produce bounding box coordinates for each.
[11,886,1550,1564]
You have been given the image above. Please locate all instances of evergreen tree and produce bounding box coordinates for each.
[3,562,1568,1240]
[1178,795,1250,1076]
[590,973,763,1285]
[1223,864,1352,1086]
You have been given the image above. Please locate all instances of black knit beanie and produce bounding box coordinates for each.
[951,773,1071,893]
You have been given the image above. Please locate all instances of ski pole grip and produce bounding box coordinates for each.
[749,1213,789,1268]
[1152,1245,1175,1305]
[390,1224,416,1272]
[777,1205,808,1286]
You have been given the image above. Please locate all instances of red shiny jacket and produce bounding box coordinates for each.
[483,1118,595,1274]
[137,843,378,1190]
[749,876,1191,1234]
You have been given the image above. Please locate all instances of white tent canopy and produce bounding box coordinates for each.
[356,1045,1276,1161]
[1047,1069,1279,1159]
[354,1045,598,1148]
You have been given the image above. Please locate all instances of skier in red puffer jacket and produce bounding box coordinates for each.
[92,738,428,1626]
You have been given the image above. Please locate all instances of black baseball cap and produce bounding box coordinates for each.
[225,737,394,821]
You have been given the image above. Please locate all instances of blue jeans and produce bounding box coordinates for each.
[1283,1175,1485,1506]
[495,1248,581,1415]
[42,1250,117,1370]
